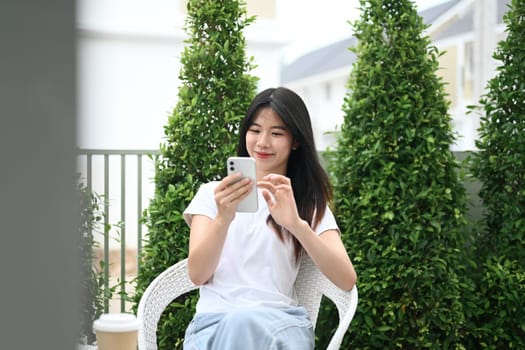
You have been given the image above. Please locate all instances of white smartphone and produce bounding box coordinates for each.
[226,157,258,212]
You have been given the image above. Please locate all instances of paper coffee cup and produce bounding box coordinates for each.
[93,313,139,350]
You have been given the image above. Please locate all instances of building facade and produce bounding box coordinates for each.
[281,0,510,151]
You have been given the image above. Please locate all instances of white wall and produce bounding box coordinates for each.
[77,0,286,150]
[77,34,184,149]
[286,69,350,151]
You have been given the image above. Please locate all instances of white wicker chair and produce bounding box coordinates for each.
[137,255,358,350]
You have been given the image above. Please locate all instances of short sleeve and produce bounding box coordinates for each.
[183,182,219,227]
[314,205,339,236]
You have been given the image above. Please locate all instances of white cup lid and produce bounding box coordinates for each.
[93,313,139,333]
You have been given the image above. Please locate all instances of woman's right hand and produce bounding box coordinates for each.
[188,174,253,285]
[214,173,253,221]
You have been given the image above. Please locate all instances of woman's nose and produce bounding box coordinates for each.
[256,132,270,147]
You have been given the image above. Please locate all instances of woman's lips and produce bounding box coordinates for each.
[255,152,272,159]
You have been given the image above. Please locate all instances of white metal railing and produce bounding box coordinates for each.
[77,149,160,312]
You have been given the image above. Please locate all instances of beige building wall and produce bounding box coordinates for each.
[180,0,276,18]
[247,0,276,18]
[462,41,474,101]
[437,45,458,109]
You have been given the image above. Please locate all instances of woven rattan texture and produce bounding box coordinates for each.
[137,256,357,350]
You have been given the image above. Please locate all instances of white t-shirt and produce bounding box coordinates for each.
[183,181,339,314]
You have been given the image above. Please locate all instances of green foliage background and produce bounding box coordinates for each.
[132,0,258,348]
[466,0,525,347]
[78,183,108,345]
[322,0,470,348]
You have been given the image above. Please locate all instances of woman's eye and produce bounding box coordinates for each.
[248,128,260,134]
[272,132,284,136]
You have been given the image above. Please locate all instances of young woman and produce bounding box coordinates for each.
[183,87,356,349]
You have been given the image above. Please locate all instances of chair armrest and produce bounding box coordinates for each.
[326,286,358,350]
[137,259,197,350]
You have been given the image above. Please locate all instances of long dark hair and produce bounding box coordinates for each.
[236,87,333,262]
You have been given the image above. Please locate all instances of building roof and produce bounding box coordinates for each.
[281,0,509,83]
[433,0,509,40]
[419,0,461,25]
[281,37,357,83]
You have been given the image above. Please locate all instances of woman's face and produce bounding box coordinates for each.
[245,107,295,179]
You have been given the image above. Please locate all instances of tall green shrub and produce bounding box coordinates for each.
[133,0,258,348]
[467,0,525,347]
[325,0,470,348]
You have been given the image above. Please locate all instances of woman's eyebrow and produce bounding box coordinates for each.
[250,122,287,130]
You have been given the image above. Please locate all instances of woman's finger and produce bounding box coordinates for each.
[223,178,252,203]
[218,173,243,190]
[256,181,275,193]
[262,173,290,185]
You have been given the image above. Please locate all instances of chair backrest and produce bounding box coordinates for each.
[137,256,357,350]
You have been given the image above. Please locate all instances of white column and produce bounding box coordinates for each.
[471,0,498,149]
[474,0,498,99]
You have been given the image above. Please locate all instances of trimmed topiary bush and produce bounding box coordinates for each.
[132,0,258,348]
[466,0,525,347]
[324,0,470,348]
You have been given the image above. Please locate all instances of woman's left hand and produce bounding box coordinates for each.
[257,174,304,232]
[259,174,357,291]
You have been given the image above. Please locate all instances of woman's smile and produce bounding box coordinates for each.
[254,151,273,159]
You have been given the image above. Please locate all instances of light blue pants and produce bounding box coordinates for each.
[183,306,314,350]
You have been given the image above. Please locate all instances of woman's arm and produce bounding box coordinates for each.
[258,174,357,291]
[290,223,357,291]
[187,173,253,285]
[187,214,230,285]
